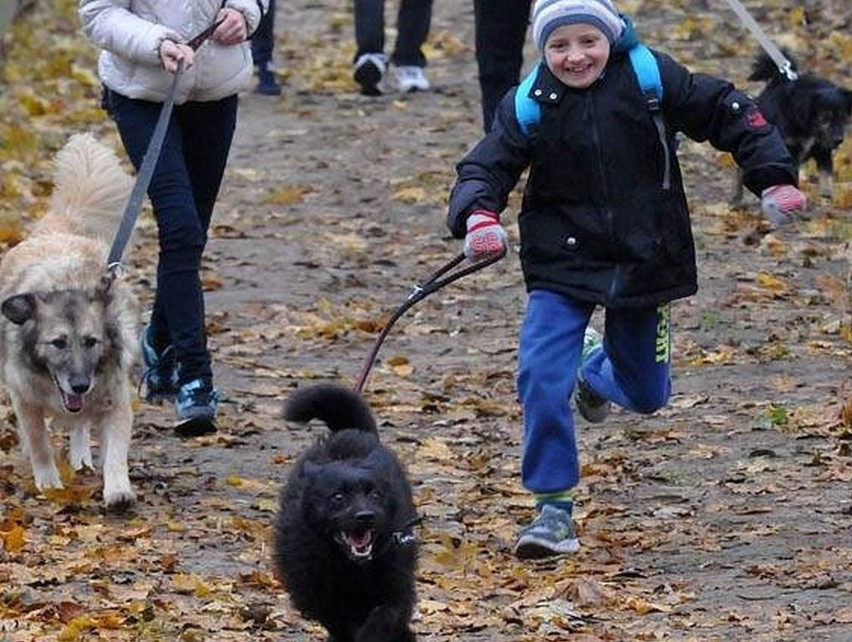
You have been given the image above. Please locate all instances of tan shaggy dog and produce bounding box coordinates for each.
[0,133,139,511]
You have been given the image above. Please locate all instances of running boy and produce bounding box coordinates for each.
[447,0,806,559]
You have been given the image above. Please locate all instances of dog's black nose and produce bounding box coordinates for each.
[355,510,375,526]
[70,377,91,394]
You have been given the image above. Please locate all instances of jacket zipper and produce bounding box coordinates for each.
[585,91,621,302]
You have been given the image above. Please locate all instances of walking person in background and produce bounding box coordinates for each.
[79,0,269,436]
[251,0,282,95]
[448,0,806,559]
[473,0,532,132]
[352,0,433,95]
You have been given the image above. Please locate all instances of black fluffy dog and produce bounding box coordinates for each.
[273,383,419,642]
[734,51,852,203]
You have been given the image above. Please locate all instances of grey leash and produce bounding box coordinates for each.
[719,0,798,81]
[106,63,183,274]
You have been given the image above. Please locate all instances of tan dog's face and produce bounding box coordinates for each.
[2,290,108,413]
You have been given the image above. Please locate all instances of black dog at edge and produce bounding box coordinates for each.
[734,50,852,204]
[274,383,419,642]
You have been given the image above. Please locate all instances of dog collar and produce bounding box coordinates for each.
[391,515,423,548]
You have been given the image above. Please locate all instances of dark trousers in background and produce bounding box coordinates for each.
[251,0,276,68]
[353,0,433,67]
[103,89,238,386]
[474,0,531,132]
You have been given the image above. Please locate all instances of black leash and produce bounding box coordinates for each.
[354,248,506,392]
[106,18,224,274]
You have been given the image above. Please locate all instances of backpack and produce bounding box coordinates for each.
[514,43,672,190]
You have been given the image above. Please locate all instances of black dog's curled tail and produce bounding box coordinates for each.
[284,383,377,433]
[748,50,798,83]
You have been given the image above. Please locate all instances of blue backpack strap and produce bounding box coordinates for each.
[628,43,662,103]
[514,63,543,137]
[629,43,671,190]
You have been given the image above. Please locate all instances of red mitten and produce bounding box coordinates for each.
[760,185,807,228]
[463,210,507,259]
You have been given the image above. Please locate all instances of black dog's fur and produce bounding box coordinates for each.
[273,383,418,642]
[734,51,852,203]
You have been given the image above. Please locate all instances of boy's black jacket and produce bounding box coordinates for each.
[448,24,796,308]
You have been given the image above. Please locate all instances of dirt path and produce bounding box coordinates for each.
[2,1,850,641]
[166,1,851,639]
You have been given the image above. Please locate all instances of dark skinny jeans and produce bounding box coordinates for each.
[103,88,238,387]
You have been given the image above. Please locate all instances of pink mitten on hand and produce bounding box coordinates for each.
[463,210,507,259]
[760,185,807,228]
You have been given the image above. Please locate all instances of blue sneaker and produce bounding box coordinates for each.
[574,327,611,423]
[140,325,178,403]
[514,505,580,559]
[174,378,219,437]
[254,64,282,96]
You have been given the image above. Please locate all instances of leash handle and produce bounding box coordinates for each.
[415,250,505,297]
[187,17,225,50]
[354,249,506,393]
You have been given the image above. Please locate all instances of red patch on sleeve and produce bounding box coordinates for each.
[747,109,768,128]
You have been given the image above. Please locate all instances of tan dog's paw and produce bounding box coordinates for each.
[33,464,63,491]
[104,487,136,513]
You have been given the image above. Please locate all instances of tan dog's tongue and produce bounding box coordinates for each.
[63,391,84,412]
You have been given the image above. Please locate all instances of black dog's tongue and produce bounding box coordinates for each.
[344,529,374,558]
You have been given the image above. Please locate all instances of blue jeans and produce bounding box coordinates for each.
[517,290,672,495]
[251,0,276,67]
[353,0,433,67]
[103,88,238,386]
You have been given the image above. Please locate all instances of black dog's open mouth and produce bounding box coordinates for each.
[335,528,374,560]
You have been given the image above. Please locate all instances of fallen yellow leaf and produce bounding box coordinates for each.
[0,523,25,553]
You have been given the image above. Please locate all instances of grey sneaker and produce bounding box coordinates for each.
[140,324,178,403]
[574,327,611,423]
[174,378,219,438]
[514,505,580,559]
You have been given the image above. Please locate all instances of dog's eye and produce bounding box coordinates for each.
[330,492,346,504]
[83,337,99,349]
[50,338,68,349]
[369,489,383,500]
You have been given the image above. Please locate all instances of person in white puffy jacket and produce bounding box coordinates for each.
[79,0,269,437]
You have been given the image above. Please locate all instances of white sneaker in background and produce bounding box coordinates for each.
[395,65,430,93]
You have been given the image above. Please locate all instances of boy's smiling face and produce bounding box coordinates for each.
[544,23,611,89]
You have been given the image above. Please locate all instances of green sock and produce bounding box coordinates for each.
[534,490,576,515]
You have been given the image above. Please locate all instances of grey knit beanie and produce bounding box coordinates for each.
[532,0,624,50]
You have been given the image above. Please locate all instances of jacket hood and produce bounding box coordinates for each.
[612,15,640,54]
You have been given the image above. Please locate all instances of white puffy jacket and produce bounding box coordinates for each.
[78,0,268,103]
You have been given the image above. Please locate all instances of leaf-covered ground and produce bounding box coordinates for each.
[1,1,850,640]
